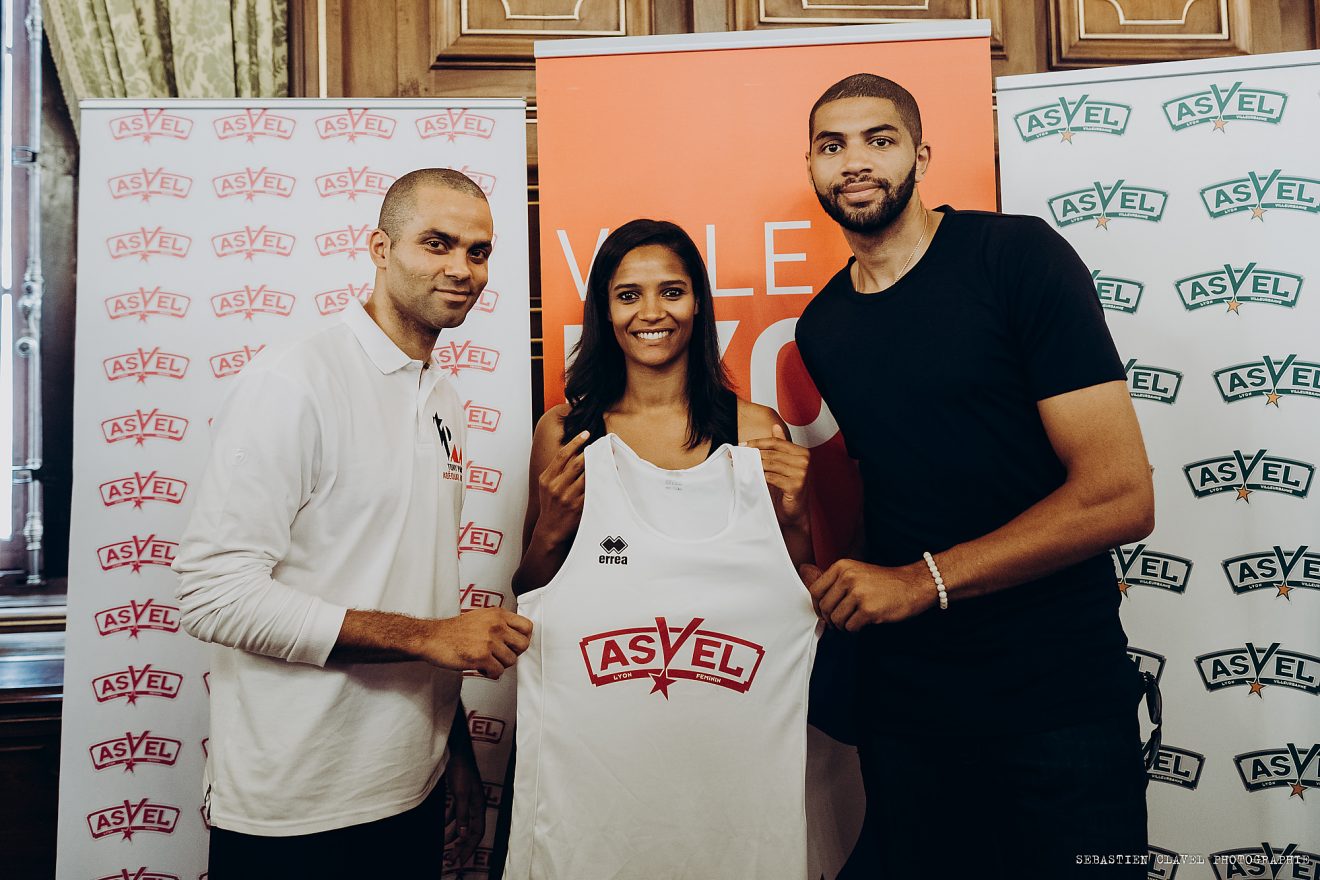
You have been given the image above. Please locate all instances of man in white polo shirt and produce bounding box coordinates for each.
[173,168,532,877]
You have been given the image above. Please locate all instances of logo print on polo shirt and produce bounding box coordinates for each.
[1196,642,1320,699]
[580,617,766,698]
[599,535,628,565]
[1234,742,1320,800]
[1223,545,1320,600]
[1209,843,1318,879]
[433,415,464,480]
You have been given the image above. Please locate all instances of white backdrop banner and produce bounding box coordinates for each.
[56,99,531,880]
[998,52,1320,879]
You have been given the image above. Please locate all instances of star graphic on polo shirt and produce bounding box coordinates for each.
[1291,782,1307,799]
[1226,298,1242,314]
[1117,580,1130,597]
[1266,391,1282,407]
[649,670,676,699]
[1236,485,1253,502]
[1251,205,1267,220]
[1213,117,1228,131]
[1277,583,1294,600]
[1248,680,1265,697]
[1060,129,1074,143]
[1095,215,1111,229]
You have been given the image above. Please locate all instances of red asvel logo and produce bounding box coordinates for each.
[92,665,184,706]
[464,400,501,433]
[316,166,395,200]
[213,109,297,142]
[95,599,181,638]
[108,169,193,202]
[460,584,505,612]
[212,286,295,319]
[210,344,267,378]
[104,288,190,322]
[315,284,373,315]
[109,110,193,142]
[212,167,296,201]
[467,710,506,744]
[466,464,502,494]
[99,472,187,509]
[473,288,499,314]
[315,109,396,141]
[580,617,765,698]
[416,109,495,142]
[97,535,178,573]
[457,166,496,196]
[96,870,180,880]
[459,522,503,556]
[103,348,189,384]
[434,341,499,376]
[107,227,191,262]
[102,409,189,446]
[212,226,296,260]
[86,798,181,840]
[315,225,373,259]
[89,731,182,772]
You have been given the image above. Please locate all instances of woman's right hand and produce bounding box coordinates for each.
[533,430,591,547]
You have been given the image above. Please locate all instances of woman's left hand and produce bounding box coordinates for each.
[744,424,810,526]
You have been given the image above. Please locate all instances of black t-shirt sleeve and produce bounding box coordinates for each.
[994,216,1126,401]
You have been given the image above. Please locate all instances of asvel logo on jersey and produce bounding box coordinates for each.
[212,225,296,260]
[467,710,506,744]
[466,464,502,494]
[1148,744,1206,789]
[1164,82,1288,132]
[103,348,189,384]
[212,285,296,320]
[1112,544,1193,597]
[1127,647,1167,685]
[104,287,190,322]
[90,731,182,772]
[1013,93,1131,142]
[99,472,187,509]
[97,535,178,573]
[86,798,180,840]
[1200,170,1320,220]
[1183,449,1314,501]
[434,340,500,375]
[1224,545,1320,600]
[433,415,465,481]
[315,109,396,141]
[209,344,266,379]
[212,167,296,201]
[107,227,191,262]
[95,599,181,639]
[581,616,766,698]
[473,288,499,314]
[459,522,503,556]
[1215,355,1320,407]
[102,409,188,446]
[1175,263,1303,313]
[460,584,505,612]
[1125,359,1182,404]
[464,400,501,433]
[599,535,629,565]
[96,870,181,880]
[110,109,193,142]
[315,225,373,259]
[1234,742,1319,799]
[416,109,496,141]
[92,665,184,705]
[1210,843,1318,879]
[1093,270,1145,313]
[315,284,373,315]
[108,168,192,202]
[315,166,395,200]
[1196,642,1320,699]
[1048,180,1168,229]
[213,109,296,142]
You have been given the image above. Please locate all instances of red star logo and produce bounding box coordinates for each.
[138,253,151,263]
[132,497,145,509]
[130,561,143,573]
[128,626,141,639]
[1247,680,1265,697]
[649,670,676,699]
[1276,583,1293,600]
[1236,485,1252,502]
[245,191,257,202]
[140,193,152,204]
[1290,782,1307,799]
[137,312,150,323]
[125,691,139,706]
[121,828,135,840]
[135,374,148,384]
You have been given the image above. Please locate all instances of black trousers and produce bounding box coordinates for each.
[841,712,1149,879]
[208,780,447,879]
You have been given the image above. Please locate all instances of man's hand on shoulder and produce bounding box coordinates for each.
[800,560,934,631]
[420,608,533,679]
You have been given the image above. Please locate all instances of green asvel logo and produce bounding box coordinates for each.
[1200,169,1320,220]
[1174,262,1303,313]
[1214,355,1320,407]
[1048,180,1167,229]
[1092,270,1144,313]
[1111,544,1193,597]
[1223,545,1319,600]
[1124,358,1181,404]
[1196,642,1320,698]
[1183,448,1314,501]
[1014,94,1131,142]
[1163,81,1288,132]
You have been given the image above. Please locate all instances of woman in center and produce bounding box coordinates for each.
[504,219,821,880]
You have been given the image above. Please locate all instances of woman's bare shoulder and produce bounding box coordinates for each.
[734,398,786,441]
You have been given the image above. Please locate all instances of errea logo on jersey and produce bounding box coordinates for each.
[1111,544,1192,598]
[213,109,296,142]
[1234,742,1319,800]
[1200,170,1320,220]
[1209,843,1318,879]
[1183,449,1314,501]
[86,798,181,840]
[1214,355,1320,407]
[1013,94,1131,143]
[104,288,190,323]
[1223,545,1319,600]
[1164,81,1288,132]
[89,731,182,772]
[581,617,765,698]
[1092,269,1144,313]
[1196,642,1320,699]
[599,535,628,564]
[1048,180,1167,229]
[1124,359,1182,404]
[416,109,496,141]
[108,168,192,202]
[1175,262,1303,313]
[315,109,396,141]
[432,415,464,480]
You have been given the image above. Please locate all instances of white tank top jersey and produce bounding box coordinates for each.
[505,434,821,880]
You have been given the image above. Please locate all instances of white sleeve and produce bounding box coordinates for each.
[172,367,347,666]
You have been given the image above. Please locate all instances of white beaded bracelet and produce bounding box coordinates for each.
[922,551,949,611]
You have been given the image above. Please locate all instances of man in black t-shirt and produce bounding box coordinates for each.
[796,74,1155,878]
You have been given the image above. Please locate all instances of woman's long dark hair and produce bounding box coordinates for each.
[561,219,734,450]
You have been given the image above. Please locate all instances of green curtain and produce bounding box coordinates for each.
[44,0,288,136]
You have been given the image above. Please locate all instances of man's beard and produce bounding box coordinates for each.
[814,162,917,235]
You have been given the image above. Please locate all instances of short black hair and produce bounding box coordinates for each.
[377,168,487,239]
[809,73,923,143]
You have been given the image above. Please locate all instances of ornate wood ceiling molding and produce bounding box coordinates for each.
[1050,0,1251,68]
[434,0,652,69]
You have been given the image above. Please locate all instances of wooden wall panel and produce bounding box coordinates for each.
[432,0,653,69]
[1049,0,1253,67]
